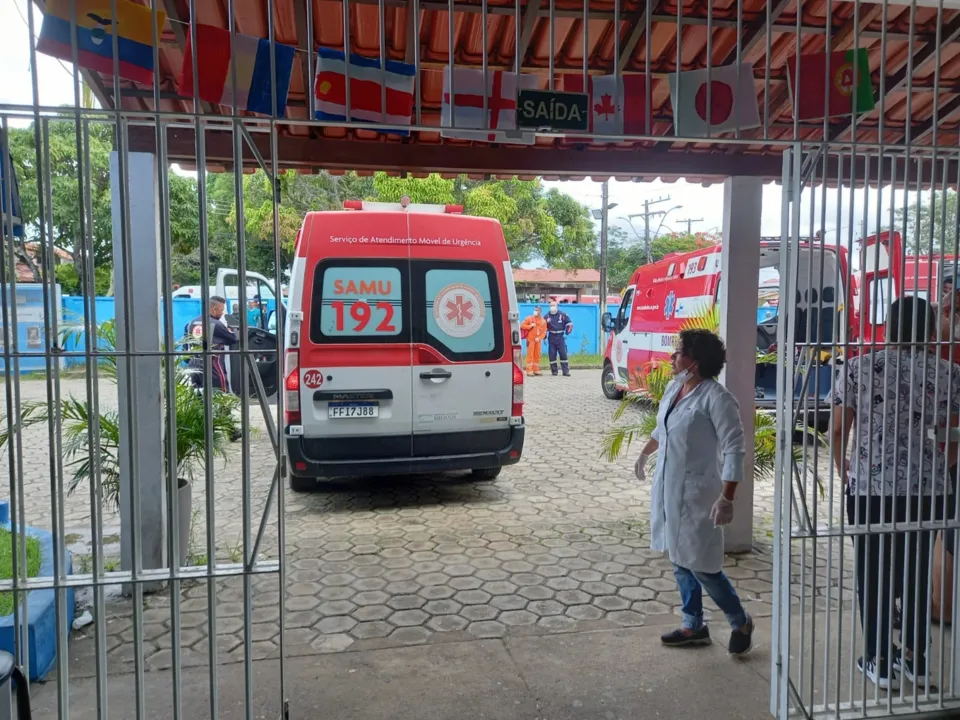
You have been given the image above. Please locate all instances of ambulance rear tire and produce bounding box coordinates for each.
[602,362,624,400]
[284,459,316,492]
[288,475,317,492]
[470,467,501,481]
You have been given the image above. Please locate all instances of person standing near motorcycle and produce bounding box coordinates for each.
[545,300,573,377]
[186,295,238,393]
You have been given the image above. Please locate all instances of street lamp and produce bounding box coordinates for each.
[653,205,683,240]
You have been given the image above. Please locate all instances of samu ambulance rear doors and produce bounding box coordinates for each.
[296,211,415,460]
[407,213,514,455]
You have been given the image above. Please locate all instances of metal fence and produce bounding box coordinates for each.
[773,145,960,718]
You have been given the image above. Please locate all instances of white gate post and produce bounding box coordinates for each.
[110,150,166,589]
[719,176,762,553]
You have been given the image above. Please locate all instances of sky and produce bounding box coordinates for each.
[2,0,915,268]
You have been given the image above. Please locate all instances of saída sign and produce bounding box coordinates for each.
[517,90,589,131]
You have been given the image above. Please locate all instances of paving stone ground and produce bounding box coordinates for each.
[2,369,851,678]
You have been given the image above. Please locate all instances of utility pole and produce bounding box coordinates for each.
[592,185,618,348]
[599,181,610,320]
[628,196,672,264]
[677,217,703,235]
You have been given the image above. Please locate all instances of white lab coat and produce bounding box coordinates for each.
[649,378,745,574]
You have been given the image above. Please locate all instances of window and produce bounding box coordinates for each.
[415,262,502,361]
[308,259,503,359]
[617,289,634,331]
[310,261,408,343]
[866,278,889,325]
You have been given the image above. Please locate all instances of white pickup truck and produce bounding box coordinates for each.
[176,269,285,398]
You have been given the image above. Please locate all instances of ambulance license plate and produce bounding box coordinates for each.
[328,402,379,419]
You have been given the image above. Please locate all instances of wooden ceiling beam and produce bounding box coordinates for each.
[516,0,542,69]
[616,1,649,72]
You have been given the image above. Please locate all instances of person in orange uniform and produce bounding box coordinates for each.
[520,306,547,376]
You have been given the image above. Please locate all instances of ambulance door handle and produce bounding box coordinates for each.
[420,369,452,381]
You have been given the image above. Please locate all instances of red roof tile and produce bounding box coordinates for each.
[64,0,960,183]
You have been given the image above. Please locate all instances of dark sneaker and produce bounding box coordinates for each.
[661,626,711,647]
[893,648,928,684]
[728,616,754,655]
[858,656,898,690]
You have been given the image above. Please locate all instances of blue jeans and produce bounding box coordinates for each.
[672,564,748,631]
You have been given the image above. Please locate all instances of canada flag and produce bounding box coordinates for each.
[561,74,647,139]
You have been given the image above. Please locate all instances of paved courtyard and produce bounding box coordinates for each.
[3,369,847,684]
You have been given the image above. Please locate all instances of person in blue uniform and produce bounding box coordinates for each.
[246,294,263,329]
[185,295,238,393]
[545,300,573,377]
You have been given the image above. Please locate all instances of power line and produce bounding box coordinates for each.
[676,217,703,234]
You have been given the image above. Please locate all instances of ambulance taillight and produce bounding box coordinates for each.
[511,347,524,418]
[284,351,300,424]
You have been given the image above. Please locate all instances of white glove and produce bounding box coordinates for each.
[710,495,734,527]
[634,454,649,481]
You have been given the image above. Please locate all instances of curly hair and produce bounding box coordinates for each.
[677,328,727,380]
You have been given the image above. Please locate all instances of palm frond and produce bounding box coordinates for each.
[600,411,657,462]
[677,305,721,333]
[1,318,242,512]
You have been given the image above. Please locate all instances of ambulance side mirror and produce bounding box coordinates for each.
[601,312,615,332]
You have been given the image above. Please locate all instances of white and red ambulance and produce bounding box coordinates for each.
[282,198,525,491]
[600,231,904,422]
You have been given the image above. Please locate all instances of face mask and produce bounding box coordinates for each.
[549,307,558,315]
[674,367,692,385]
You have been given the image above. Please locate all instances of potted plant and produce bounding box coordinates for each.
[0,319,240,566]
[600,307,822,493]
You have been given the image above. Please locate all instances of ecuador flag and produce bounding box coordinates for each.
[37,0,165,85]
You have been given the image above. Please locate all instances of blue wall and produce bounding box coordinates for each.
[8,297,601,372]
[518,302,600,355]
[60,296,205,368]
[0,285,63,375]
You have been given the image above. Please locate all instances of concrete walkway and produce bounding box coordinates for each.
[33,616,775,719]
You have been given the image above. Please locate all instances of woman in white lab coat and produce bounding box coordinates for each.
[634,329,753,654]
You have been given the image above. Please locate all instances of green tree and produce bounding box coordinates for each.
[895,190,959,254]
[8,119,115,287]
[372,173,455,204]
[605,226,647,291]
[649,231,717,263]
[370,174,595,266]
[55,264,111,296]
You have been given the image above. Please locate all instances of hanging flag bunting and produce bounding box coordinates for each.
[179,24,296,117]
[561,74,647,139]
[786,49,875,121]
[314,48,416,134]
[668,62,760,137]
[36,0,166,85]
[0,139,23,240]
[441,67,539,144]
